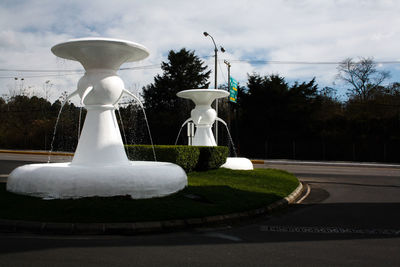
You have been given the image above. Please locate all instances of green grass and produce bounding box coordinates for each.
[0,168,299,223]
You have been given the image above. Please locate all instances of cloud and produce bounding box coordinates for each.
[0,0,400,101]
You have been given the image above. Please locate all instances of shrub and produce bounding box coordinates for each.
[195,146,229,171]
[125,145,229,172]
[126,145,199,172]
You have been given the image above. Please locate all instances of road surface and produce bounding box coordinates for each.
[0,154,399,266]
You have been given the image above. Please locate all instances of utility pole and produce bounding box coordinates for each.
[224,60,231,90]
[224,60,231,129]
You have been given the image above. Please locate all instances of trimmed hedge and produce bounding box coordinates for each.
[195,146,229,171]
[125,145,228,172]
[126,145,199,172]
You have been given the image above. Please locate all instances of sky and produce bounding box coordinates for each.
[0,0,400,103]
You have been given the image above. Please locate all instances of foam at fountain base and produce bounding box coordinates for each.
[7,161,187,199]
[221,157,254,170]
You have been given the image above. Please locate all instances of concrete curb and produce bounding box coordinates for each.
[0,149,74,157]
[0,182,304,235]
[3,150,397,169]
[251,159,265,164]
[251,159,400,169]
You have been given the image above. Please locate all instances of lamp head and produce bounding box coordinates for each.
[220,46,225,53]
[203,32,209,37]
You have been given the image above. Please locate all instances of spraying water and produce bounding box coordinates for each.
[174,127,183,146]
[174,118,193,145]
[117,107,130,159]
[141,108,157,161]
[216,117,238,157]
[122,89,157,161]
[47,101,66,163]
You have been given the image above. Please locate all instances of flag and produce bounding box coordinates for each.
[229,77,238,103]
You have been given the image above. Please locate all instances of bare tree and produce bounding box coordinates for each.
[337,57,390,101]
[42,80,53,101]
[7,77,34,98]
[59,91,69,103]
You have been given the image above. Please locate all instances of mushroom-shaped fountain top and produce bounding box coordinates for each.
[51,37,150,71]
[177,89,229,106]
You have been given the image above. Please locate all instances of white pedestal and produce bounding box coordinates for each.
[221,157,254,170]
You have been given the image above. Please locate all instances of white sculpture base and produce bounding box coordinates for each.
[193,126,216,146]
[221,157,254,170]
[7,161,187,199]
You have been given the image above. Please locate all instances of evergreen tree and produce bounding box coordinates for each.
[142,48,210,144]
[239,74,320,157]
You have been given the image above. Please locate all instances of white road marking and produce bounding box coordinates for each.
[204,232,243,242]
[260,225,400,236]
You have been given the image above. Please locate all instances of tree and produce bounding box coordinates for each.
[42,80,53,101]
[141,48,211,144]
[0,93,84,152]
[385,82,400,96]
[337,57,390,101]
[238,74,321,157]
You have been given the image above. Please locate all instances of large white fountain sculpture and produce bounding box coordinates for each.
[177,89,253,170]
[7,38,187,199]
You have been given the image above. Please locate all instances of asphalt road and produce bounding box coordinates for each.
[0,154,399,266]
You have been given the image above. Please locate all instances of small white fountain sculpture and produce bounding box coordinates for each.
[177,89,253,170]
[7,38,187,199]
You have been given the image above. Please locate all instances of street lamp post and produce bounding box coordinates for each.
[203,32,224,145]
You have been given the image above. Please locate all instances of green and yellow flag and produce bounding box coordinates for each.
[229,77,238,103]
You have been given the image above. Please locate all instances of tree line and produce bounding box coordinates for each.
[0,49,399,162]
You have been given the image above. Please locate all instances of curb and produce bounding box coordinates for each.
[0,182,304,235]
[0,149,74,157]
[251,159,400,169]
[4,150,397,169]
[251,159,265,164]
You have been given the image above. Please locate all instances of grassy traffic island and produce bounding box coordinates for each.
[0,168,299,223]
